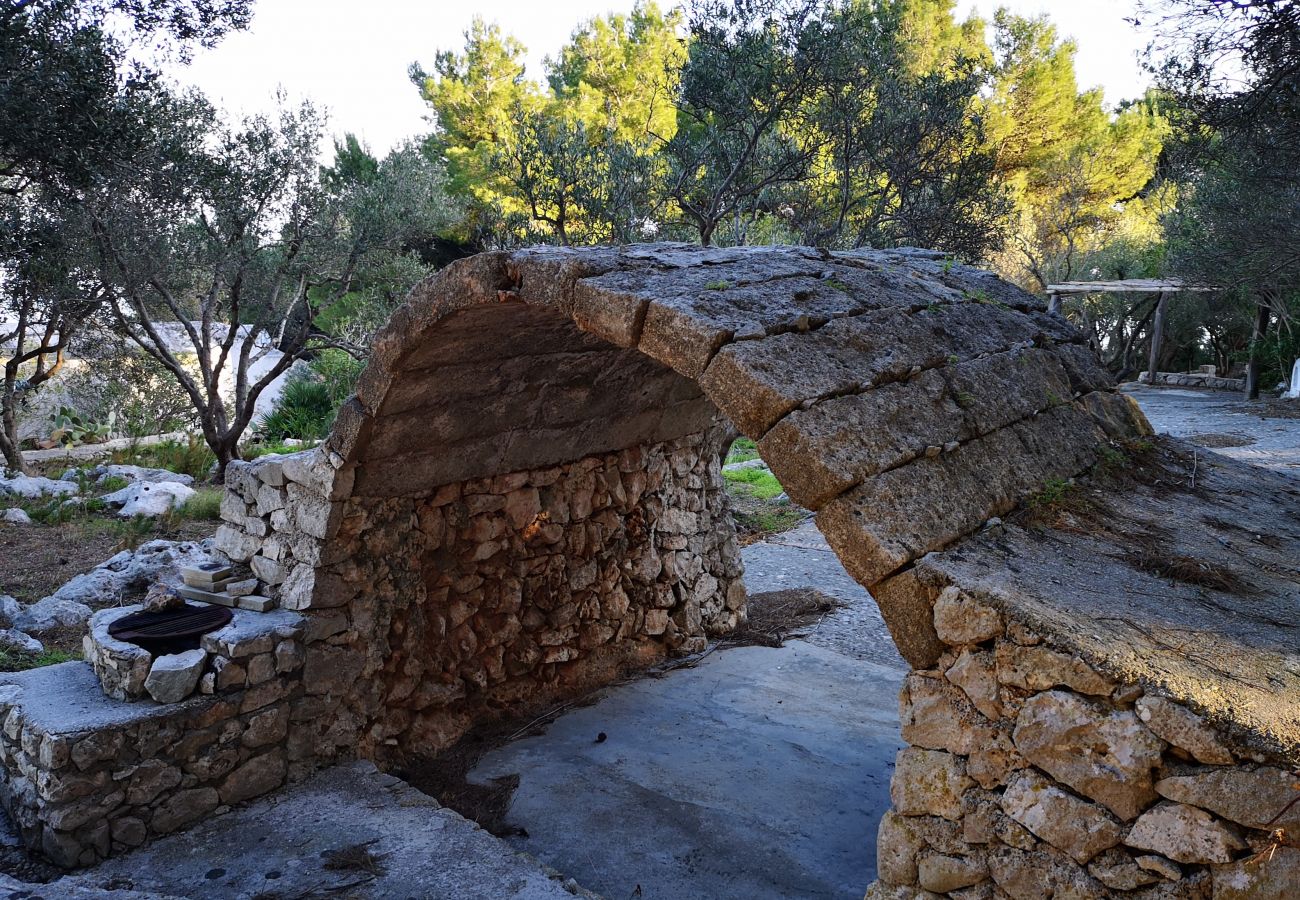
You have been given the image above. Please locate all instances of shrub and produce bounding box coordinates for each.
[258,378,335,442]
[111,436,216,481]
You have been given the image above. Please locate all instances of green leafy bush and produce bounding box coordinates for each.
[112,436,216,481]
[258,378,336,442]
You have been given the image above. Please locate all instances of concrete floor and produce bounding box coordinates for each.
[467,522,908,900]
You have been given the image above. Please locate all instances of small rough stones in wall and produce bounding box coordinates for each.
[872,585,1300,899]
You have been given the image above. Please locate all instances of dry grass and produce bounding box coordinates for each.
[1122,549,1251,594]
[728,588,845,648]
[1185,432,1257,448]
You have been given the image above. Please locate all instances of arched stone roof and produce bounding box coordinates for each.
[326,242,1148,606]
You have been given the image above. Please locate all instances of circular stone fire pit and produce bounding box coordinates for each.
[85,603,232,703]
[108,604,232,656]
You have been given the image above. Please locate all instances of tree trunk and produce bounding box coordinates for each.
[0,424,27,475]
[1243,301,1271,401]
[1145,291,1171,386]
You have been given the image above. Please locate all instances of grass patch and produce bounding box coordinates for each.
[824,276,851,293]
[80,515,158,551]
[1028,477,1076,510]
[175,487,223,522]
[112,436,216,481]
[732,505,804,537]
[98,475,129,492]
[723,466,785,499]
[0,647,79,673]
[704,279,731,291]
[243,439,315,460]
[1123,549,1250,593]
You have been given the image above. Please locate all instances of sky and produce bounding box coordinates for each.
[170,0,1155,157]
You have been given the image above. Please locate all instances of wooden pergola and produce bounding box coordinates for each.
[1045,278,1217,386]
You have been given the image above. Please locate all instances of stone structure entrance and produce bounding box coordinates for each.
[209,243,1146,768]
[3,244,1297,898]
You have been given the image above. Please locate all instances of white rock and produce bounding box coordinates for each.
[15,539,220,632]
[92,464,195,486]
[0,596,21,628]
[144,649,207,703]
[101,481,196,517]
[0,474,77,499]
[0,629,42,654]
[1124,800,1247,864]
[0,508,31,525]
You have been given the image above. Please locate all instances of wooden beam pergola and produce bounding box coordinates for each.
[1044,278,1217,387]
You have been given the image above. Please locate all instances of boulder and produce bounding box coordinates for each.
[16,540,220,632]
[90,464,195,486]
[0,629,42,654]
[0,474,77,499]
[0,595,21,628]
[101,481,196,517]
[0,508,31,525]
[144,649,207,703]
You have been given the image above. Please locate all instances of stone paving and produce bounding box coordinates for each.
[1124,383,1300,473]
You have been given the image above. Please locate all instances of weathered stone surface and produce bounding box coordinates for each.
[917,852,987,893]
[1212,845,1300,899]
[1086,848,1160,891]
[1013,690,1164,820]
[219,751,286,804]
[877,810,926,885]
[1000,770,1123,864]
[101,480,196,517]
[143,649,207,704]
[986,845,1106,899]
[1124,801,1246,864]
[945,649,1001,720]
[995,641,1113,696]
[1135,696,1235,765]
[932,587,1003,646]
[1155,766,1300,832]
[891,749,973,821]
[151,787,219,834]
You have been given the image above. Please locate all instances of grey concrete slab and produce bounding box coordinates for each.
[1125,384,1300,473]
[464,523,908,900]
[70,761,590,900]
[469,642,905,900]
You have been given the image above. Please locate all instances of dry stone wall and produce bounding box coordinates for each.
[868,584,1300,899]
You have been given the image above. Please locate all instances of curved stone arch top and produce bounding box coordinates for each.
[328,244,1144,591]
[218,242,1150,761]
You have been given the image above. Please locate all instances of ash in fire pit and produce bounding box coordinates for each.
[108,603,233,656]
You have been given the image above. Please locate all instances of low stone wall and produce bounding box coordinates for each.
[870,585,1298,898]
[1138,371,1244,392]
[0,609,305,867]
[215,426,743,765]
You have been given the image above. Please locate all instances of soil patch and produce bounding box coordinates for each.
[1240,398,1300,421]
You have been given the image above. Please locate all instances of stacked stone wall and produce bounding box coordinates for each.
[214,426,744,766]
[0,612,306,867]
[869,585,1299,898]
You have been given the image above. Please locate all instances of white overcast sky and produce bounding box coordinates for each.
[171,0,1153,156]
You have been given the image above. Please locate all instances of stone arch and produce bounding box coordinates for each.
[216,242,1148,764]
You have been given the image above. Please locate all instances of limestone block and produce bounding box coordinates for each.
[143,649,207,704]
[891,748,973,821]
[1155,766,1300,832]
[995,642,1113,696]
[899,674,998,756]
[215,525,261,563]
[1135,697,1235,765]
[125,759,182,806]
[1086,848,1160,891]
[945,649,1002,720]
[877,810,926,885]
[917,853,987,893]
[250,555,286,586]
[1136,854,1182,881]
[999,770,1122,864]
[932,587,1003,645]
[985,846,1106,900]
[1123,801,1246,864]
[150,787,219,834]
[1212,845,1300,899]
[1013,690,1164,820]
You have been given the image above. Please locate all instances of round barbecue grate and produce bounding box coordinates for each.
[108,603,233,655]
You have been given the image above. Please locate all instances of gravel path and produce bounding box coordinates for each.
[1125,384,1300,474]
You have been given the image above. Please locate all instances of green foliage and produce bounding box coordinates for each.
[257,376,336,443]
[46,406,114,447]
[704,279,731,291]
[1028,477,1075,509]
[98,476,129,492]
[725,437,759,465]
